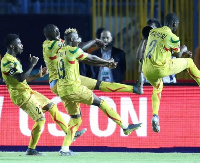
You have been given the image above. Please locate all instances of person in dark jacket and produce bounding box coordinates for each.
[90,30,126,83]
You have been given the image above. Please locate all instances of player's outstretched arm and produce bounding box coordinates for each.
[80,54,117,68]
[13,54,39,82]
[26,65,48,82]
[79,39,105,52]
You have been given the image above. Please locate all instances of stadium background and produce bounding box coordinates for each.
[0,0,200,152]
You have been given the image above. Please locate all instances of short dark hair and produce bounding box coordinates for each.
[43,24,56,35]
[164,13,179,26]
[142,26,153,39]
[147,19,162,28]
[4,34,19,48]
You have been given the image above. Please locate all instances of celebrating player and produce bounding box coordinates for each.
[53,28,142,156]
[142,13,200,133]
[1,34,85,156]
[43,24,143,98]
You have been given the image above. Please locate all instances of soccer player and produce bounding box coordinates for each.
[43,24,143,99]
[142,13,200,133]
[1,34,85,156]
[55,28,142,156]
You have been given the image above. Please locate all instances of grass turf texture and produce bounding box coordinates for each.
[0,152,200,163]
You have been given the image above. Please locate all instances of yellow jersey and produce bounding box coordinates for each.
[42,39,64,83]
[57,45,88,97]
[143,26,180,67]
[1,53,33,105]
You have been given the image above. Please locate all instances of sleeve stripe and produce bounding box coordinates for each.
[69,47,79,54]
[164,46,169,51]
[172,47,179,51]
[78,54,84,58]
[170,38,180,43]
[49,55,57,60]
[68,61,75,64]
[2,61,12,67]
[3,71,10,76]
[48,41,57,50]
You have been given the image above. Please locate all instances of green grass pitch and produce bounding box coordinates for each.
[0,152,200,163]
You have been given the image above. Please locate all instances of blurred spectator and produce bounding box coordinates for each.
[147,19,162,29]
[162,74,176,83]
[89,29,126,83]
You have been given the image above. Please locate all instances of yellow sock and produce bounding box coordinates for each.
[62,117,82,146]
[100,81,133,93]
[48,105,68,133]
[152,81,163,115]
[187,58,200,85]
[99,100,124,127]
[28,119,45,149]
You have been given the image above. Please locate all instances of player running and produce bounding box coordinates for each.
[1,34,85,156]
[142,13,200,133]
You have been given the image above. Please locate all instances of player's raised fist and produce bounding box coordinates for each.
[108,58,118,69]
[182,51,192,58]
[95,38,105,48]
